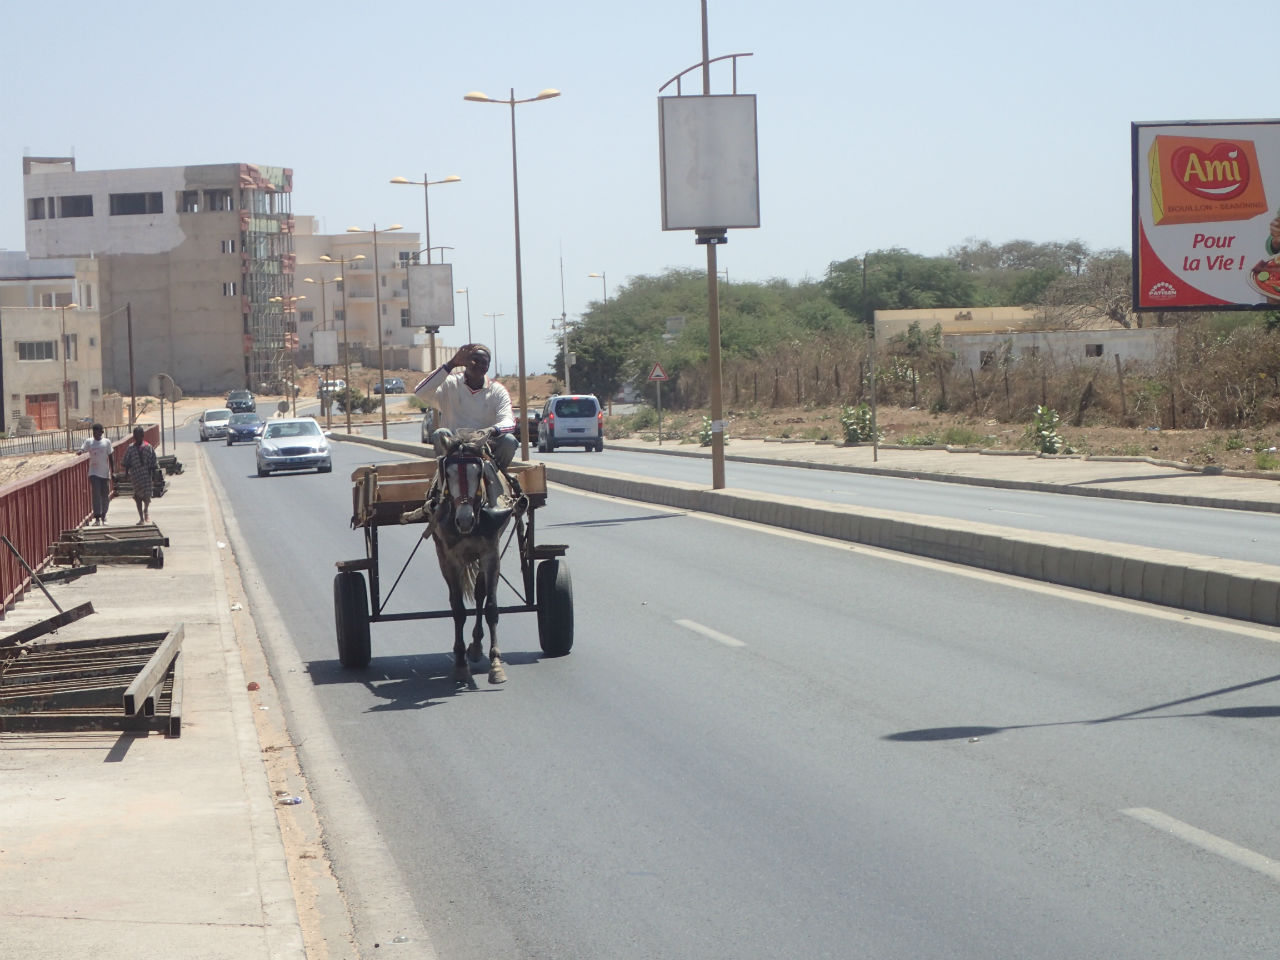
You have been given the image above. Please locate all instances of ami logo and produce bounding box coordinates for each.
[1172,141,1252,200]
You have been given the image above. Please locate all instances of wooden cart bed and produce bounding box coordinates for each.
[351,459,548,528]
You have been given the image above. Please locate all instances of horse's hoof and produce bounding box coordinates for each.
[453,664,472,688]
[467,640,484,663]
[488,661,507,685]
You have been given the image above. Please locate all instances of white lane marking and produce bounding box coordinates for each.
[675,619,746,647]
[1123,807,1280,883]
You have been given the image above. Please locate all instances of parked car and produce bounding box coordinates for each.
[198,408,233,441]
[255,418,332,476]
[512,406,542,444]
[226,389,256,413]
[319,378,346,397]
[420,407,439,444]
[225,412,265,445]
[373,377,406,394]
[537,395,604,452]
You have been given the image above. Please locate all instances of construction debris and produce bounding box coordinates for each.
[0,622,185,736]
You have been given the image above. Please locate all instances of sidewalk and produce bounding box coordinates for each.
[0,441,313,960]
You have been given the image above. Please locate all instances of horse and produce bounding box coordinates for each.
[416,431,514,688]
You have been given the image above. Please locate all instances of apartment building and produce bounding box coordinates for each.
[22,157,294,395]
[0,252,104,432]
[293,217,447,373]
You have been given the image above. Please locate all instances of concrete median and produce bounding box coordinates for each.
[338,433,1280,628]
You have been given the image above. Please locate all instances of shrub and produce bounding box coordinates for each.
[839,403,882,444]
[1026,405,1069,453]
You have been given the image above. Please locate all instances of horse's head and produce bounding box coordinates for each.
[439,450,486,535]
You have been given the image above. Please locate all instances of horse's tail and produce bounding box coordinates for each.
[459,557,479,603]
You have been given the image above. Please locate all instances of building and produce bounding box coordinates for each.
[0,252,105,432]
[293,217,452,378]
[22,157,294,395]
[873,306,1172,374]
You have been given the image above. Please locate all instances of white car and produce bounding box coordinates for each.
[319,378,346,397]
[198,408,233,441]
[255,418,333,476]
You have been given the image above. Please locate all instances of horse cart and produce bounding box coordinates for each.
[333,458,573,670]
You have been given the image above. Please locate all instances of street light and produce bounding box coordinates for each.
[588,271,607,309]
[59,302,78,450]
[456,287,473,342]
[464,85,561,461]
[551,316,572,394]
[269,295,306,416]
[588,272,608,409]
[304,275,343,428]
[483,312,504,375]
[346,224,402,438]
[318,253,366,433]
[389,174,460,265]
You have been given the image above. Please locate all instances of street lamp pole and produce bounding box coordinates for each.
[269,295,305,417]
[320,253,365,433]
[60,303,78,451]
[304,275,342,428]
[347,225,402,438]
[465,86,561,461]
[456,287,472,342]
[483,312,504,374]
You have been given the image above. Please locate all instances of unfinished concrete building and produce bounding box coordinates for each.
[22,157,295,396]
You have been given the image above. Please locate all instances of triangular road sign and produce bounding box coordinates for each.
[648,362,668,381]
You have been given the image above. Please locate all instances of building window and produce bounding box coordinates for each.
[17,341,56,361]
[58,195,94,218]
[83,284,93,308]
[334,309,344,324]
[400,310,412,326]
[221,239,236,253]
[204,189,233,211]
[109,192,163,215]
[398,252,412,268]
[180,190,200,212]
[223,282,238,296]
[28,198,45,220]
[1085,343,1103,358]
[54,292,73,308]
[300,310,314,326]
[63,334,78,362]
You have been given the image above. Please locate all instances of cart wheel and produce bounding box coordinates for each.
[535,558,574,656]
[149,546,164,569]
[334,571,371,669]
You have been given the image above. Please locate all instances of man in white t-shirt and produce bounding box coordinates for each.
[78,422,115,525]
[414,344,518,500]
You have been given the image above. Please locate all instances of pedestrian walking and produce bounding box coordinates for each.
[121,425,158,524]
[78,422,114,525]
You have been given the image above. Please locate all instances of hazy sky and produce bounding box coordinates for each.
[2,0,1271,371]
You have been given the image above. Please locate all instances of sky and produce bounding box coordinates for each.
[2,0,1275,373]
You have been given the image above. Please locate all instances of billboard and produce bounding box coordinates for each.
[659,94,760,231]
[1133,120,1280,310]
[407,263,456,328]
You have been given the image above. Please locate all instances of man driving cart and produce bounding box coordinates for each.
[413,343,518,505]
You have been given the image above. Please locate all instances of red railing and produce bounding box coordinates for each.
[0,428,157,616]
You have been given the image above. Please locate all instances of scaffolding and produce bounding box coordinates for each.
[239,165,295,392]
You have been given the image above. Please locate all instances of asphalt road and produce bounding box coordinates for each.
[200,425,1280,959]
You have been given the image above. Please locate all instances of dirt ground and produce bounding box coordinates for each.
[10,365,1280,489]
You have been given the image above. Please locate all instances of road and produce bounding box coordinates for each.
[198,417,1280,959]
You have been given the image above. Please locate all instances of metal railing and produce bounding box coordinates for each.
[0,426,157,616]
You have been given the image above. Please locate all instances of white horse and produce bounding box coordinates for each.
[423,432,513,687]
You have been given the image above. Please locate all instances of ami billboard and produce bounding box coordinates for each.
[1133,120,1280,311]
